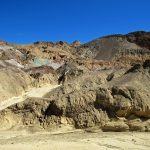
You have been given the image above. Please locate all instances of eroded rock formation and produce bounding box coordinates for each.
[0,31,150,132]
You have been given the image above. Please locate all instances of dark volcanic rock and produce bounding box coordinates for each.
[126,31,150,50]
[143,59,150,69]
[106,73,114,81]
[125,64,142,74]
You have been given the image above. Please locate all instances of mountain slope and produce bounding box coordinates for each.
[79,31,150,60]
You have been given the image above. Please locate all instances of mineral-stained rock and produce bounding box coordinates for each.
[0,33,150,132]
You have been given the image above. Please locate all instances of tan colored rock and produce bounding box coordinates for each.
[0,68,32,102]
[102,121,129,131]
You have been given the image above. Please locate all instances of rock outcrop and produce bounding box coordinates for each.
[0,32,150,132]
[0,60,149,131]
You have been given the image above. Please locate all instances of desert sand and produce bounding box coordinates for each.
[0,128,149,150]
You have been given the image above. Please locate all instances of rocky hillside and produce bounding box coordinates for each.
[0,31,150,132]
[0,60,150,131]
[79,31,150,60]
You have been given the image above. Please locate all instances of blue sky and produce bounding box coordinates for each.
[0,0,150,44]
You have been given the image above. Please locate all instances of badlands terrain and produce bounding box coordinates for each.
[0,31,150,149]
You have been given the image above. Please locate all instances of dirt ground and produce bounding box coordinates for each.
[0,128,149,150]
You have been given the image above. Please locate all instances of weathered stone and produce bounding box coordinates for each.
[102,121,129,132]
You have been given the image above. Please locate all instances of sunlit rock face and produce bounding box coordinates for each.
[0,31,150,132]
